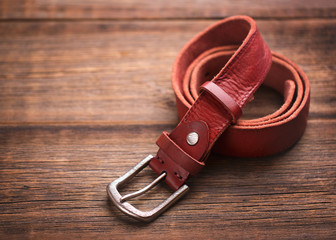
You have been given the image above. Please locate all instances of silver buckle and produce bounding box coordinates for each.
[106,155,189,222]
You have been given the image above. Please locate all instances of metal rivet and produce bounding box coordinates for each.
[186,132,199,146]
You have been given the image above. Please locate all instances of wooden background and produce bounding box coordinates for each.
[0,0,335,239]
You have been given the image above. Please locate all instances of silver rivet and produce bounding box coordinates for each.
[186,132,199,146]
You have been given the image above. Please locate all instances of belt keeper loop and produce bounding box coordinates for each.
[201,81,242,123]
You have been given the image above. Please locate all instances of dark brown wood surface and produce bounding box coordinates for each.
[1,0,336,19]
[0,1,335,239]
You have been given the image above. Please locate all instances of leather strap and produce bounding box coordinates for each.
[149,16,310,191]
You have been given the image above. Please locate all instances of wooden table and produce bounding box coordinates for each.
[1,1,335,239]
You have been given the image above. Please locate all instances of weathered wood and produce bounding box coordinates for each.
[0,0,336,19]
[0,19,335,124]
[0,120,335,239]
[0,1,335,238]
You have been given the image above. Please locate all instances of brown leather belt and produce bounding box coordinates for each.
[107,16,310,222]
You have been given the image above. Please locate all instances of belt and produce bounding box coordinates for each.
[107,15,310,222]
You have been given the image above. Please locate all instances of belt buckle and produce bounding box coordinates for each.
[107,155,189,222]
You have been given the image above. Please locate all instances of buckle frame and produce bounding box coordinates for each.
[107,155,189,222]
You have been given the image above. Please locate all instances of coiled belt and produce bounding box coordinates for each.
[107,15,310,222]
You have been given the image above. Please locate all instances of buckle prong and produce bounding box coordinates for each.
[120,172,167,202]
[107,155,189,222]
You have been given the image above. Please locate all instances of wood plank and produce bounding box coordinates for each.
[0,1,335,239]
[0,0,336,19]
[0,119,335,239]
[0,19,335,125]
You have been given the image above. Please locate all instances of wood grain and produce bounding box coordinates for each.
[0,120,335,239]
[0,19,335,124]
[0,0,336,19]
[0,0,335,239]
